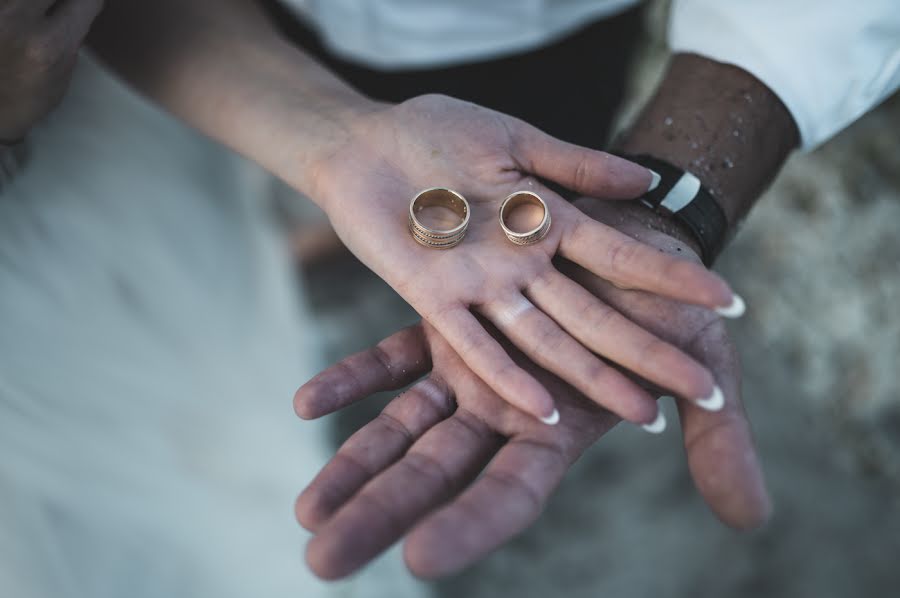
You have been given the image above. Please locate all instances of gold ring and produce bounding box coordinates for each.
[499,191,551,246]
[408,187,470,249]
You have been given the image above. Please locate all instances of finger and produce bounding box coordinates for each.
[558,212,739,312]
[509,119,655,198]
[527,271,722,410]
[45,0,104,46]
[481,294,658,425]
[428,307,556,423]
[677,330,771,530]
[403,435,568,578]
[296,376,455,532]
[294,325,430,419]
[306,412,502,580]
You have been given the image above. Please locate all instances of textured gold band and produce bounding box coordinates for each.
[409,187,470,249]
[499,191,551,246]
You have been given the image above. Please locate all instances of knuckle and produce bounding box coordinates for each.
[527,268,555,293]
[374,412,414,444]
[567,215,590,246]
[584,300,617,330]
[583,359,611,387]
[572,156,591,191]
[527,322,564,357]
[607,238,643,274]
[402,452,453,492]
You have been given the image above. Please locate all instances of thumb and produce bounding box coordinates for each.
[509,119,658,199]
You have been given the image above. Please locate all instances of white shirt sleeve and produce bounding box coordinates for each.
[669,0,900,150]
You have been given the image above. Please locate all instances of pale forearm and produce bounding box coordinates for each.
[88,0,378,201]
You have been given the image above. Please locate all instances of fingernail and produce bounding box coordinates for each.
[695,385,724,411]
[540,409,560,426]
[715,294,746,319]
[647,169,661,192]
[641,410,666,434]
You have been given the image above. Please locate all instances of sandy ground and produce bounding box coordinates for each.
[293,4,900,595]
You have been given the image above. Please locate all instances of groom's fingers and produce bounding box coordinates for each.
[305,412,501,580]
[677,327,771,530]
[403,434,570,579]
[293,324,430,419]
[295,377,455,532]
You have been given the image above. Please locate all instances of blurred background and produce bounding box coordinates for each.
[285,2,900,596]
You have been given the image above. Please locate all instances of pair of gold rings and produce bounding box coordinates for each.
[408,187,551,249]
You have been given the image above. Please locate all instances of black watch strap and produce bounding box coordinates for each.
[616,153,727,266]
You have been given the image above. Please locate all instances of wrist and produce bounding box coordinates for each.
[233,43,387,210]
[576,197,704,257]
[295,93,388,212]
[614,53,798,239]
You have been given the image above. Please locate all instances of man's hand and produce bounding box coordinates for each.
[566,197,770,527]
[0,0,103,141]
[292,199,769,580]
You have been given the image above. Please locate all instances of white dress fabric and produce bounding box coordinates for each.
[0,55,423,598]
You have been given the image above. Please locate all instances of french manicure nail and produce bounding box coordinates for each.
[715,294,746,318]
[647,169,661,192]
[540,409,560,426]
[641,410,666,434]
[696,386,724,411]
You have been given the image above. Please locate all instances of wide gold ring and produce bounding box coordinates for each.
[408,187,470,249]
[499,191,551,246]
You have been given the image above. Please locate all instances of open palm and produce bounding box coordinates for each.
[311,94,740,426]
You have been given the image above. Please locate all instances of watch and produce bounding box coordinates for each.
[616,153,727,266]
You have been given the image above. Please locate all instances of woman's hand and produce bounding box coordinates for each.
[310,94,742,426]
[0,0,103,141]
[86,3,737,427]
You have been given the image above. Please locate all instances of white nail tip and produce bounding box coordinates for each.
[647,169,662,192]
[696,386,725,411]
[715,294,746,319]
[641,410,667,434]
[540,409,560,426]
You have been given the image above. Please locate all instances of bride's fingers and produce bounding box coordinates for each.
[305,412,502,580]
[509,119,655,199]
[403,433,575,579]
[480,296,658,426]
[557,208,741,313]
[295,377,455,532]
[527,271,722,410]
[428,307,556,423]
[293,325,430,420]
